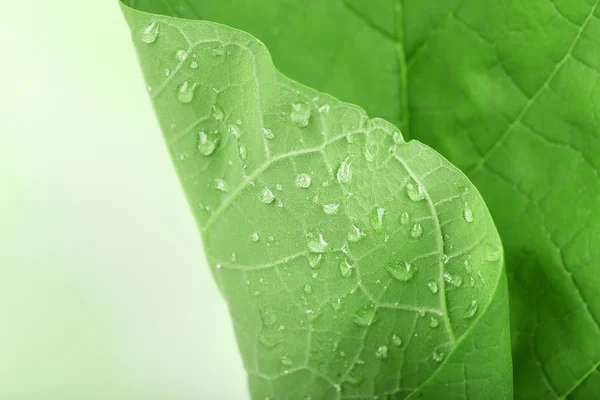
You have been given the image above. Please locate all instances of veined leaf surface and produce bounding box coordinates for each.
[120,2,512,399]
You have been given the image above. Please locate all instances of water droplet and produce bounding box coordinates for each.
[211,45,225,57]
[400,211,410,225]
[212,104,224,121]
[386,261,416,282]
[215,264,222,269]
[250,232,259,242]
[280,356,293,366]
[141,22,159,44]
[410,223,423,238]
[305,309,319,321]
[339,259,353,277]
[364,147,375,162]
[441,254,450,264]
[258,332,277,348]
[375,346,388,359]
[176,49,188,61]
[263,128,275,140]
[405,180,425,201]
[347,225,365,242]
[392,335,402,347]
[329,298,342,311]
[336,156,353,184]
[296,173,312,188]
[190,61,198,69]
[260,188,276,204]
[238,144,247,160]
[464,300,478,319]
[354,306,377,326]
[485,244,502,262]
[393,131,404,144]
[429,316,439,328]
[307,233,328,253]
[290,103,311,128]
[307,254,323,269]
[259,308,277,326]
[197,131,219,156]
[304,283,313,294]
[443,272,463,287]
[369,207,385,232]
[164,69,171,77]
[275,184,283,191]
[318,104,330,114]
[177,81,197,103]
[228,125,241,139]
[463,202,474,223]
[214,179,228,192]
[323,203,340,215]
[427,281,439,294]
[432,349,445,363]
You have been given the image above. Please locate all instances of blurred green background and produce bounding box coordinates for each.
[0,1,246,398]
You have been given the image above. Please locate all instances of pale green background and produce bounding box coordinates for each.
[0,1,246,398]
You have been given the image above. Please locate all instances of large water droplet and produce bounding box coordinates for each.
[347,225,365,242]
[177,81,197,103]
[369,207,385,232]
[427,281,439,294]
[141,22,159,44]
[260,188,276,204]
[296,173,312,188]
[463,202,474,223]
[443,272,463,287]
[323,203,340,215]
[464,300,478,319]
[307,233,328,253]
[405,180,425,201]
[386,261,416,282]
[336,157,353,184]
[214,179,228,192]
[375,346,388,359]
[212,104,224,121]
[400,211,411,225]
[432,348,445,363]
[354,306,377,327]
[198,131,218,156]
[410,223,423,238]
[339,259,353,277]
[290,103,311,128]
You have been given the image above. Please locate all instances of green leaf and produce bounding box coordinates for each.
[119,1,512,399]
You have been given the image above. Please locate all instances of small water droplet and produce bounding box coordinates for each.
[197,131,219,156]
[307,254,323,269]
[429,316,439,328]
[260,188,276,204]
[339,259,353,277]
[164,69,171,77]
[215,264,222,269]
[323,203,340,215]
[296,173,312,188]
[347,225,365,242]
[305,309,319,321]
[432,349,445,363]
[280,356,293,366]
[336,156,353,184]
[238,144,247,160]
[364,147,375,162]
[354,306,377,327]
[258,332,277,348]
[176,49,188,61]
[410,223,423,238]
[405,180,425,201]
[369,207,385,232]
[290,103,311,128]
[386,261,416,282]
[307,233,328,253]
[304,283,313,294]
[441,254,450,264]
[318,104,330,114]
[275,184,283,191]
[392,334,402,347]
[329,298,342,311]
[250,232,260,242]
[485,243,502,262]
[263,128,275,140]
[393,131,404,144]
[463,202,474,223]
[259,308,277,326]
[211,45,225,57]
[464,300,478,319]
[400,211,411,225]
[214,179,228,192]
[443,272,463,287]
[375,345,388,359]
[190,60,198,69]
[177,81,197,103]
[228,125,241,139]
[141,22,159,44]
[211,104,224,121]
[427,281,439,294]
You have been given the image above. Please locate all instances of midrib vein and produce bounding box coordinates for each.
[395,0,410,139]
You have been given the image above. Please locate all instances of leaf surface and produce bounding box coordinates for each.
[120,2,513,399]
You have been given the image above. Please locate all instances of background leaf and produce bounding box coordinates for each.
[121,2,512,399]
[121,1,600,398]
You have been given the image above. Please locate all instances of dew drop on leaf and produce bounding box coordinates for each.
[177,81,197,103]
[211,45,225,57]
[263,128,275,140]
[260,188,276,204]
[176,49,188,61]
[429,316,439,328]
[410,223,423,238]
[258,332,277,348]
[400,211,410,225]
[392,335,402,347]
[322,203,340,215]
[364,147,375,163]
[250,232,259,242]
[307,254,323,269]
[485,243,502,262]
[369,207,385,232]
[141,22,159,44]
[443,272,463,287]
[307,233,328,253]
[386,261,416,282]
[280,356,293,366]
[211,104,224,121]
[290,103,311,128]
[238,144,247,161]
[197,131,218,156]
[432,348,446,363]
[427,280,439,294]
[305,309,320,321]
[441,254,449,264]
[190,60,198,69]
[296,173,312,188]
[339,258,353,277]
[354,306,377,327]
[318,104,330,114]
[464,300,479,319]
[375,345,388,359]
[405,180,425,201]
[336,156,353,184]
[228,124,241,139]
[214,178,228,192]
[393,131,404,144]
[463,202,474,223]
[347,225,365,242]
[304,283,313,294]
